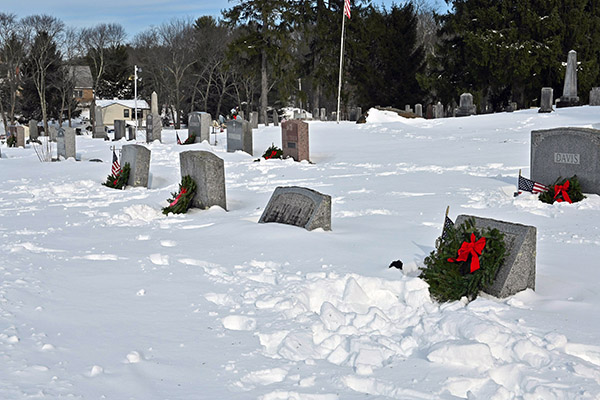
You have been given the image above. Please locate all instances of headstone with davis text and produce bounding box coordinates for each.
[121,144,151,188]
[226,118,252,155]
[455,215,536,298]
[179,150,226,210]
[259,186,331,231]
[531,127,600,195]
[281,120,309,162]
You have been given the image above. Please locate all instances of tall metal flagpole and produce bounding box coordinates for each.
[336,4,347,124]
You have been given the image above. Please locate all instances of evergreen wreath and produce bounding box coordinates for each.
[102,162,130,190]
[162,175,197,215]
[183,133,196,145]
[539,175,585,204]
[262,144,283,160]
[420,217,506,302]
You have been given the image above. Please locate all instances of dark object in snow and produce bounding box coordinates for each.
[89,159,103,162]
[389,260,403,270]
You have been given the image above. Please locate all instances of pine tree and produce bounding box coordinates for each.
[95,45,132,99]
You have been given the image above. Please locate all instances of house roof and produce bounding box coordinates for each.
[96,99,150,109]
[69,66,93,89]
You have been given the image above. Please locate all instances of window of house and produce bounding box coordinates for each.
[124,109,130,118]
[73,89,83,98]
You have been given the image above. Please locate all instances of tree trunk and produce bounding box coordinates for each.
[260,47,268,125]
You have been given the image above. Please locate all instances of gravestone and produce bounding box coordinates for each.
[179,150,227,210]
[357,107,362,120]
[114,120,126,141]
[455,215,536,298]
[348,107,357,121]
[320,108,326,121]
[426,104,433,119]
[56,127,76,159]
[238,110,245,121]
[539,87,554,113]
[151,91,159,115]
[93,106,106,139]
[531,127,600,195]
[415,104,423,117]
[188,112,211,143]
[48,126,58,142]
[121,144,151,188]
[29,120,38,141]
[405,105,413,113]
[590,87,600,106]
[226,118,253,155]
[146,114,162,143]
[259,186,331,231]
[456,93,476,117]
[127,126,135,141]
[434,102,444,119]
[507,102,518,112]
[273,110,279,127]
[250,112,259,129]
[15,126,25,148]
[313,108,319,120]
[331,111,337,121]
[558,50,579,108]
[281,120,309,162]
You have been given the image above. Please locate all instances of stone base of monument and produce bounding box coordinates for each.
[557,96,580,108]
[455,215,536,298]
[259,186,331,231]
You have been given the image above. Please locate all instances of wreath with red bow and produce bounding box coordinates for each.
[539,175,585,204]
[421,217,506,302]
[162,175,197,215]
[262,144,283,160]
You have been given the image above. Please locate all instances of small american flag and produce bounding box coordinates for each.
[176,133,182,145]
[517,175,548,195]
[111,149,121,176]
[344,0,351,19]
[441,215,454,241]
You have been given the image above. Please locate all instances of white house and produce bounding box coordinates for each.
[96,99,151,127]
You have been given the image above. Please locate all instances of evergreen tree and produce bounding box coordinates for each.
[95,45,132,99]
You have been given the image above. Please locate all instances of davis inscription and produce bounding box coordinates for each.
[554,152,580,164]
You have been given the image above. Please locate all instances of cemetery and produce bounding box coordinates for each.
[3,1,600,399]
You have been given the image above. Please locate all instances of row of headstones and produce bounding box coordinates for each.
[7,124,77,160]
[539,86,600,112]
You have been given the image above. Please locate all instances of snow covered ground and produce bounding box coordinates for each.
[1,107,600,399]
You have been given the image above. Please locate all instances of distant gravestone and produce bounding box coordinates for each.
[331,111,337,121]
[434,102,444,119]
[590,87,600,106]
[57,127,76,160]
[188,112,211,143]
[405,105,413,113]
[15,126,25,148]
[282,119,309,162]
[348,107,357,121]
[151,91,159,115]
[456,93,476,117]
[531,127,600,195]
[539,87,554,113]
[320,108,326,121]
[93,106,106,139]
[29,120,38,141]
[259,186,331,231]
[250,111,259,129]
[426,104,433,119]
[48,126,58,142]
[179,150,226,210]
[455,215,536,298]
[226,118,253,155]
[238,110,245,121]
[558,50,579,108]
[127,125,135,141]
[313,108,319,120]
[121,144,151,188]
[507,102,518,112]
[146,114,162,143]
[273,110,279,126]
[415,104,423,117]
[114,120,126,141]
[357,107,362,120]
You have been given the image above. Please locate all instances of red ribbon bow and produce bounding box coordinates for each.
[265,150,278,160]
[553,180,572,204]
[169,187,187,207]
[448,233,486,273]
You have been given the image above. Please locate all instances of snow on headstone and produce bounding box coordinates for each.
[259,186,331,231]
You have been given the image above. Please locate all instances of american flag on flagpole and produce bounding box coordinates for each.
[111,148,121,176]
[441,215,454,241]
[344,0,351,19]
[517,175,548,195]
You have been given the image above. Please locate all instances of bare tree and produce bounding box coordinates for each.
[22,14,64,135]
[58,28,82,127]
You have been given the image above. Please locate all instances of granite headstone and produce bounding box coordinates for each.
[188,111,211,143]
[281,120,309,162]
[226,118,252,155]
[558,50,579,107]
[250,111,259,129]
[29,120,38,141]
[56,127,76,159]
[121,144,151,188]
[455,215,536,298]
[93,105,106,139]
[415,104,423,117]
[456,93,476,117]
[179,150,227,210]
[259,186,331,231]
[539,87,554,113]
[114,120,126,141]
[531,127,600,195]
[590,87,600,106]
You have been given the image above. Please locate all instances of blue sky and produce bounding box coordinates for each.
[4,0,448,38]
